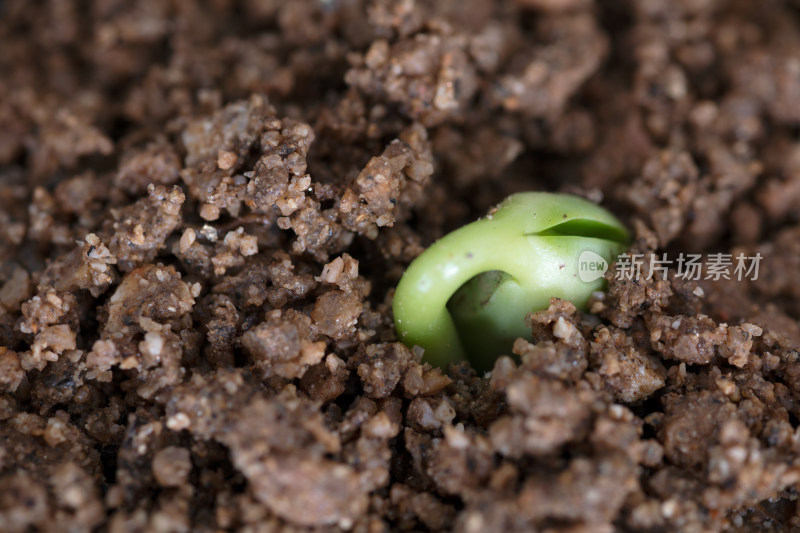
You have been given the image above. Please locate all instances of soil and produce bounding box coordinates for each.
[2,0,800,531]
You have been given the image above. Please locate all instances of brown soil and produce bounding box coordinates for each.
[2,0,800,531]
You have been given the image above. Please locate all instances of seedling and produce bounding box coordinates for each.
[393,192,629,371]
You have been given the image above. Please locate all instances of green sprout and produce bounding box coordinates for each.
[393,192,629,371]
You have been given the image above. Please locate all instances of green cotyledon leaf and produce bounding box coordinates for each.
[393,192,629,371]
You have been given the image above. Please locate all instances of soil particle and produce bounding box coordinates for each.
[242,309,326,379]
[105,185,186,272]
[590,325,667,403]
[489,372,595,457]
[345,32,480,127]
[115,144,181,196]
[312,289,363,341]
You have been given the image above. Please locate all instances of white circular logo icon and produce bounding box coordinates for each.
[578,251,608,283]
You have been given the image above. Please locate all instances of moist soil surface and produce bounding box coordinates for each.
[2,1,800,531]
